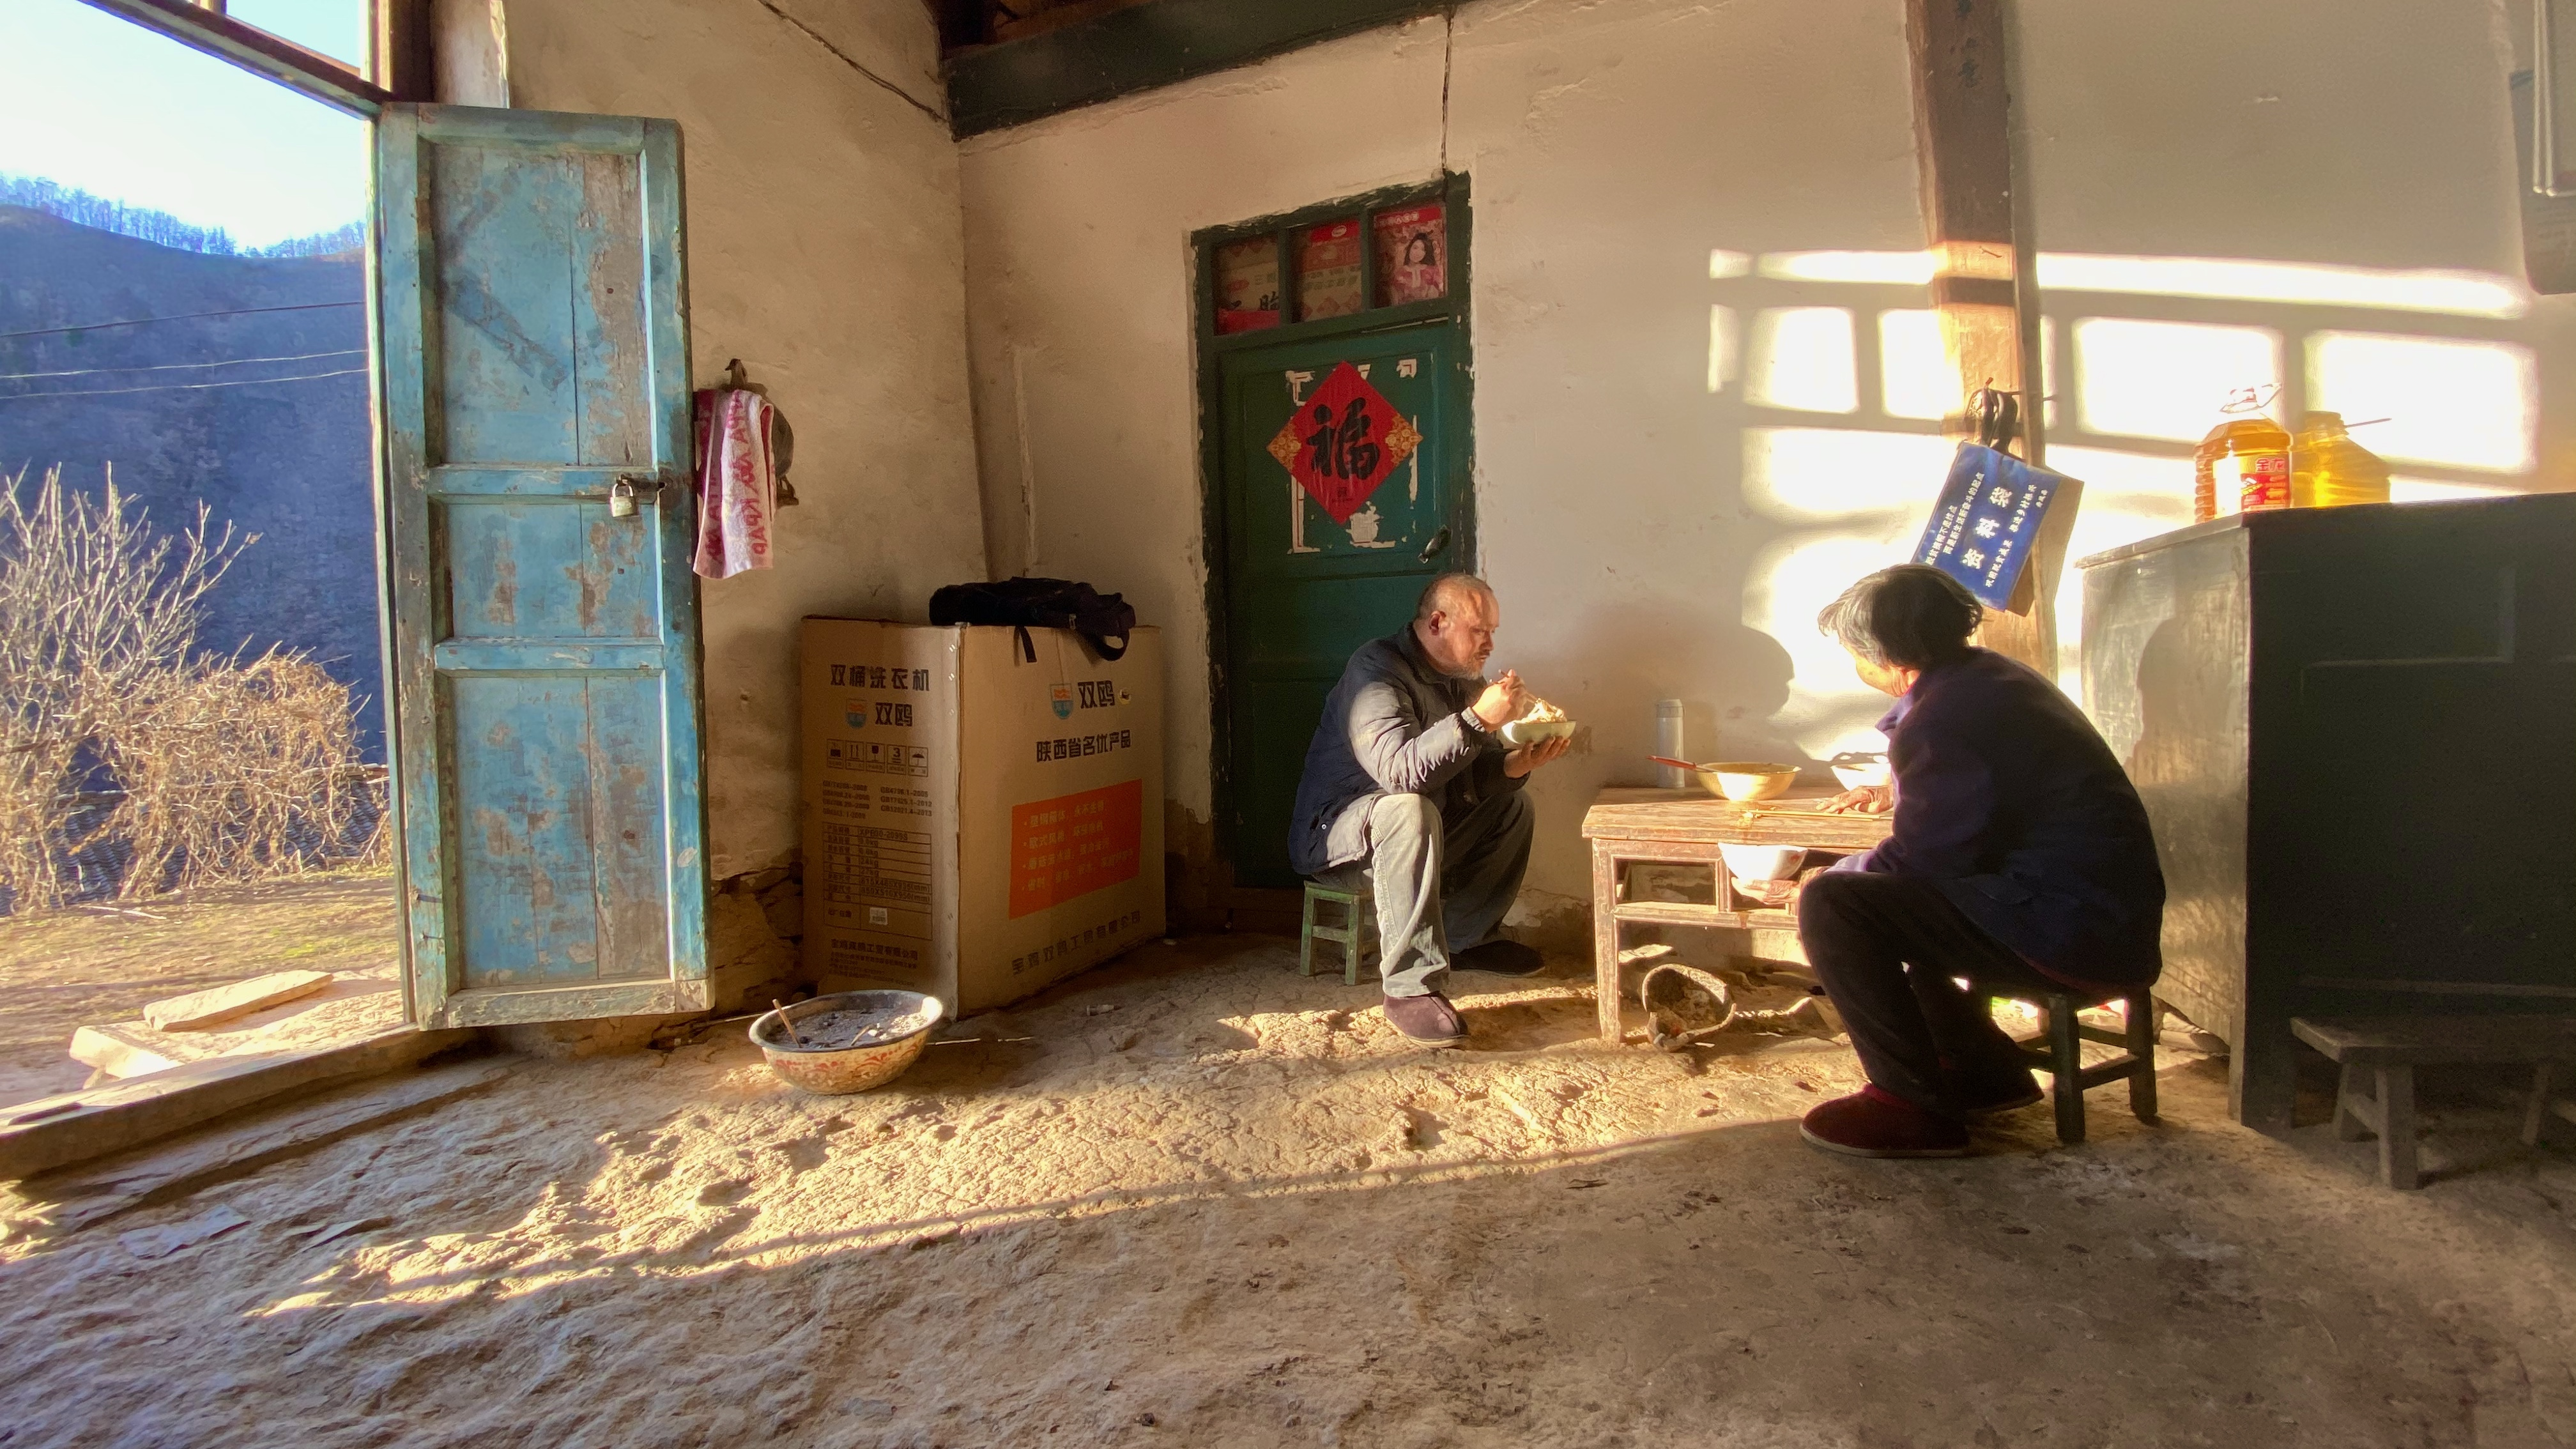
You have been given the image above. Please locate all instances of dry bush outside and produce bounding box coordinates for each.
[0,464,387,914]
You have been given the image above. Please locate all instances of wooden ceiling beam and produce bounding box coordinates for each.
[1904,0,2072,678]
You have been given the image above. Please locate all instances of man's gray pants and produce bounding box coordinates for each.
[1316,790,1534,998]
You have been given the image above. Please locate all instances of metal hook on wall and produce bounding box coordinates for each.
[715,358,799,505]
[1969,383,2023,456]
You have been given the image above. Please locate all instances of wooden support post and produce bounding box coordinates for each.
[1903,0,2070,679]
[2375,1064,2420,1190]
[2336,1061,2370,1140]
[376,0,436,102]
[1592,841,1625,1044]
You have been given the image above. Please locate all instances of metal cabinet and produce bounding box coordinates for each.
[2078,496,2576,1132]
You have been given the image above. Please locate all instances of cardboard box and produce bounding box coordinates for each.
[801,620,1164,1013]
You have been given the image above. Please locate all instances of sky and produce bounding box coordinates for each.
[0,0,367,248]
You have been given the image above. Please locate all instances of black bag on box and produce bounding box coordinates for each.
[928,577,1137,661]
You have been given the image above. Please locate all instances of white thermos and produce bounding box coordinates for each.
[1655,698,1688,789]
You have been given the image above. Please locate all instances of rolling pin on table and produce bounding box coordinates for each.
[1580,786,1894,1044]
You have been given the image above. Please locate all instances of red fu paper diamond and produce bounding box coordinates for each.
[1266,360,1423,525]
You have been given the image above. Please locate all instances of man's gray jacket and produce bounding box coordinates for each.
[1287,627,1526,878]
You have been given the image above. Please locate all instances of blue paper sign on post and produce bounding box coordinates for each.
[1913,443,2077,613]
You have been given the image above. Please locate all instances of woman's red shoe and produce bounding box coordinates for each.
[1799,1084,1971,1158]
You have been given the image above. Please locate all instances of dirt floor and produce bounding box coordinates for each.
[4,933,2575,1448]
[0,873,401,1108]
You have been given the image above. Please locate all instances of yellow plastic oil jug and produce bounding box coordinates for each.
[2290,411,2391,509]
[2193,388,2292,522]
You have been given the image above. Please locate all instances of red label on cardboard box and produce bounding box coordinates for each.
[1008,779,1143,919]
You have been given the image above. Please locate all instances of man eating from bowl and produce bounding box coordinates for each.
[1289,572,1576,1045]
[1750,564,2165,1158]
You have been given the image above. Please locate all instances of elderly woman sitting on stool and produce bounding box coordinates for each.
[1751,565,2166,1159]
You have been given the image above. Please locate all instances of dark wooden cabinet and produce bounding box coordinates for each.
[2078,496,2576,1132]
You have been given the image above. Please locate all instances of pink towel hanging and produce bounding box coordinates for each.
[692,387,777,579]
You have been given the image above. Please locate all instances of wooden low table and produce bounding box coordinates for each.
[2292,1015,2576,1189]
[1581,786,1894,1043]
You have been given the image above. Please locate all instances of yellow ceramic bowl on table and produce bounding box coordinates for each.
[1695,761,1800,802]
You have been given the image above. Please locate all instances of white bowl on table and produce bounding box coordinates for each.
[1718,843,1806,885]
[1501,717,1577,746]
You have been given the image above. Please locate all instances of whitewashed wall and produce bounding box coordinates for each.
[959,0,2576,930]
[958,0,1933,930]
[507,0,988,880]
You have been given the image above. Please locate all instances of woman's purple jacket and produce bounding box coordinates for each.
[1829,647,2166,988]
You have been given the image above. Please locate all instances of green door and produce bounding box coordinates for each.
[1220,321,1469,887]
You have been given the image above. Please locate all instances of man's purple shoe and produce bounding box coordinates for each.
[1382,991,1468,1046]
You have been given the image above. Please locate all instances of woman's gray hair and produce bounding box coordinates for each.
[1816,564,1982,669]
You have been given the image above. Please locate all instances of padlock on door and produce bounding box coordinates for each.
[610,479,639,518]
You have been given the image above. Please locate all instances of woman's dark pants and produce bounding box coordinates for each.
[1796,871,2066,1117]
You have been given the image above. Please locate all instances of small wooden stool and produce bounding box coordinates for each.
[1299,881,1375,986]
[2292,1015,2576,1190]
[1982,989,2159,1146]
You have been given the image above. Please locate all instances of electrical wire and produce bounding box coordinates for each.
[0,367,366,402]
[0,300,362,344]
[0,348,364,382]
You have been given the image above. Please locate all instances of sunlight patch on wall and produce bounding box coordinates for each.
[1744,532,1909,759]
[1745,307,1859,415]
[2044,444,2195,507]
[2074,318,2281,443]
[1738,427,1963,758]
[1730,250,2526,320]
[2306,332,2536,473]
[1708,249,1753,280]
[1740,427,1956,525]
[2040,319,2060,430]
[2045,445,2201,693]
[1878,309,1951,421]
[1706,305,1739,394]
[2038,254,2527,321]
[1758,250,1937,286]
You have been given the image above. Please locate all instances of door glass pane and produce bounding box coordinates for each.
[1212,235,1280,335]
[1296,217,1363,322]
[227,0,371,72]
[1373,203,1447,307]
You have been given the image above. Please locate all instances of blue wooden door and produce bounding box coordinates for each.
[375,105,707,1027]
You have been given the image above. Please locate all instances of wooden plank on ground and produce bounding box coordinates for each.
[12,1059,511,1232]
[0,1023,473,1182]
[144,969,334,1031]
